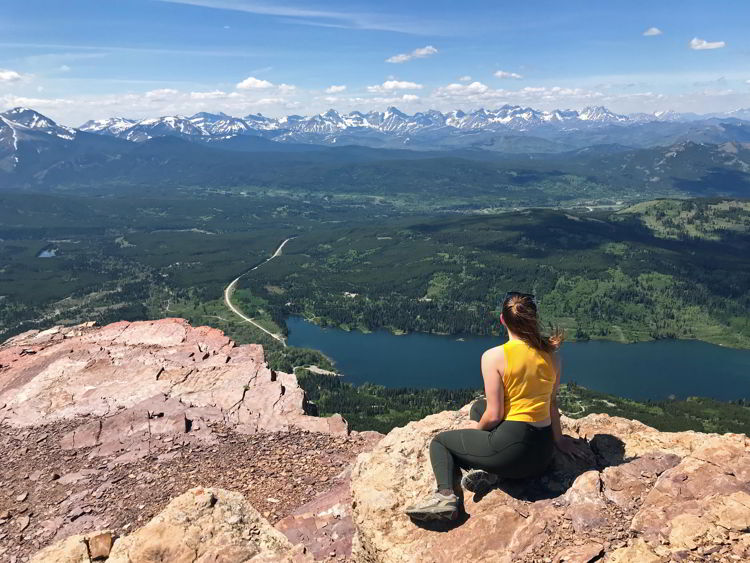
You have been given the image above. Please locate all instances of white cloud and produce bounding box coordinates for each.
[494,70,523,80]
[401,94,419,101]
[255,97,286,105]
[0,94,73,110]
[0,69,23,83]
[278,83,296,93]
[325,85,347,94]
[236,76,274,89]
[747,79,750,85]
[190,90,228,100]
[690,37,726,50]
[643,27,663,36]
[386,45,438,64]
[366,80,423,93]
[458,75,472,82]
[435,81,489,96]
[145,88,179,101]
[59,64,71,72]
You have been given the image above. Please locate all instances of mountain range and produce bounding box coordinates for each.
[76,105,750,150]
[1,106,749,198]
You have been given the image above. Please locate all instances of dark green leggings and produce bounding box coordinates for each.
[429,399,554,491]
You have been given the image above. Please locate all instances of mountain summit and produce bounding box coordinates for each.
[3,318,748,562]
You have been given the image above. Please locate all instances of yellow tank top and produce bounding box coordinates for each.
[502,339,557,422]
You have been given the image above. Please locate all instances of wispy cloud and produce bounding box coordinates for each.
[156,0,431,34]
[386,45,438,64]
[325,85,346,93]
[642,27,663,36]
[366,80,423,93]
[0,69,23,83]
[145,88,179,101]
[458,75,471,82]
[190,90,231,99]
[690,37,726,50]
[494,70,523,80]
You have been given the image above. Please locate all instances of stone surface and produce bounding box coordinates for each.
[0,320,381,562]
[0,420,376,562]
[87,531,113,560]
[351,405,750,563]
[276,478,355,561]
[0,319,348,458]
[32,489,312,562]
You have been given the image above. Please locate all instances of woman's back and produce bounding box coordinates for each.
[501,339,556,423]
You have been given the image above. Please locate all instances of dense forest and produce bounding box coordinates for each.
[297,371,750,435]
[249,199,750,348]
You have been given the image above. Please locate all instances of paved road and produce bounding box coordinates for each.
[223,237,294,346]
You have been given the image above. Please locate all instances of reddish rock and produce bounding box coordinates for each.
[1,319,348,459]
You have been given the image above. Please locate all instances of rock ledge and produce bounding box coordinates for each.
[351,406,750,563]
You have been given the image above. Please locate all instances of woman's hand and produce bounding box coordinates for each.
[555,435,588,459]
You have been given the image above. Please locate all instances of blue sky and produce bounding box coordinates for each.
[1,0,748,124]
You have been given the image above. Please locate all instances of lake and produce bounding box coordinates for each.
[286,317,750,402]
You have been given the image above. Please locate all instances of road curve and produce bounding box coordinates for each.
[223,237,294,346]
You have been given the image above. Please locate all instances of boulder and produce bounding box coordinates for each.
[0,319,348,460]
[351,406,750,563]
[32,488,312,563]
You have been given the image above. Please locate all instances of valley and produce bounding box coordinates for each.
[1,106,749,439]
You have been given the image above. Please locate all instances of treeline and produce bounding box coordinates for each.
[297,371,480,434]
[297,373,750,435]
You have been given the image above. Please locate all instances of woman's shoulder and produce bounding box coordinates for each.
[482,344,505,361]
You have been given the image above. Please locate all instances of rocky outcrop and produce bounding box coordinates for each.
[0,319,347,461]
[0,319,378,562]
[31,488,311,562]
[351,406,750,563]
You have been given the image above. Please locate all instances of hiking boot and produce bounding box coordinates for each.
[461,470,499,495]
[404,490,459,521]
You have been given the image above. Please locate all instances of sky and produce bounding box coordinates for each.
[1,0,749,125]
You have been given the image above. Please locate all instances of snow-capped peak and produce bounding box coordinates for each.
[79,117,137,136]
[578,106,628,123]
[2,107,76,140]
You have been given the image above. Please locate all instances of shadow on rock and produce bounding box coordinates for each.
[474,433,627,503]
[409,510,471,532]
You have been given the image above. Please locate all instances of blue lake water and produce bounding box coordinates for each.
[286,317,750,401]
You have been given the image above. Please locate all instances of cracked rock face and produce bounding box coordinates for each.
[30,488,312,562]
[350,407,750,563]
[0,319,347,460]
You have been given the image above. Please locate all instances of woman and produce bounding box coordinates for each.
[405,291,583,521]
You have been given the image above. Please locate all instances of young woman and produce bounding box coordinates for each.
[405,291,583,521]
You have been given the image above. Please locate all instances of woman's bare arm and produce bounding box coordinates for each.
[475,347,505,431]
